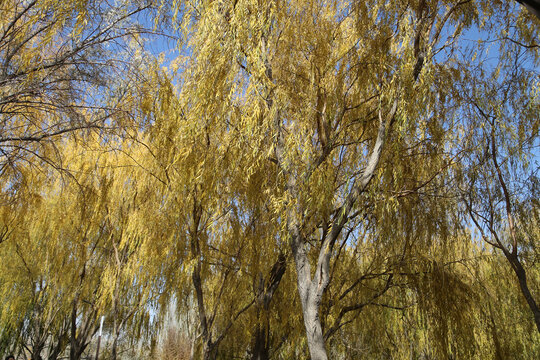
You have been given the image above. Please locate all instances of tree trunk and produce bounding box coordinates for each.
[193,259,216,360]
[202,344,217,360]
[68,298,95,360]
[507,254,540,332]
[290,230,328,360]
[111,335,119,360]
[47,329,68,360]
[248,253,286,360]
[250,324,269,360]
[190,202,215,360]
[190,333,197,360]
[29,342,44,360]
[293,252,327,360]
[69,299,80,360]
[301,300,328,360]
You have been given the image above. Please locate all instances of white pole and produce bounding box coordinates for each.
[95,316,104,360]
[99,316,104,337]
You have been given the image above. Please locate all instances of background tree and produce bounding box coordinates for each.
[0,0,173,189]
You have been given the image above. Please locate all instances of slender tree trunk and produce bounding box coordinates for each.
[29,319,46,360]
[111,305,118,360]
[111,335,118,360]
[111,257,120,360]
[489,129,540,333]
[47,329,68,360]
[68,298,95,360]
[192,252,215,360]
[30,342,44,360]
[250,323,269,360]
[487,304,505,360]
[249,253,286,360]
[190,202,215,360]
[190,333,197,360]
[507,254,540,332]
[48,343,63,360]
[202,344,217,360]
[70,298,80,360]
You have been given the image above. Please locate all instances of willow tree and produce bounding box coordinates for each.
[0,141,108,360]
[132,55,298,358]
[0,133,163,359]
[2,0,538,359]
[0,0,172,194]
[171,1,539,358]
[455,43,540,332]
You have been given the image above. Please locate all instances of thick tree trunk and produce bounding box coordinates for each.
[292,236,328,360]
[301,301,328,360]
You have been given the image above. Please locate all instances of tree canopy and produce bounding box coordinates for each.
[1,1,539,359]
